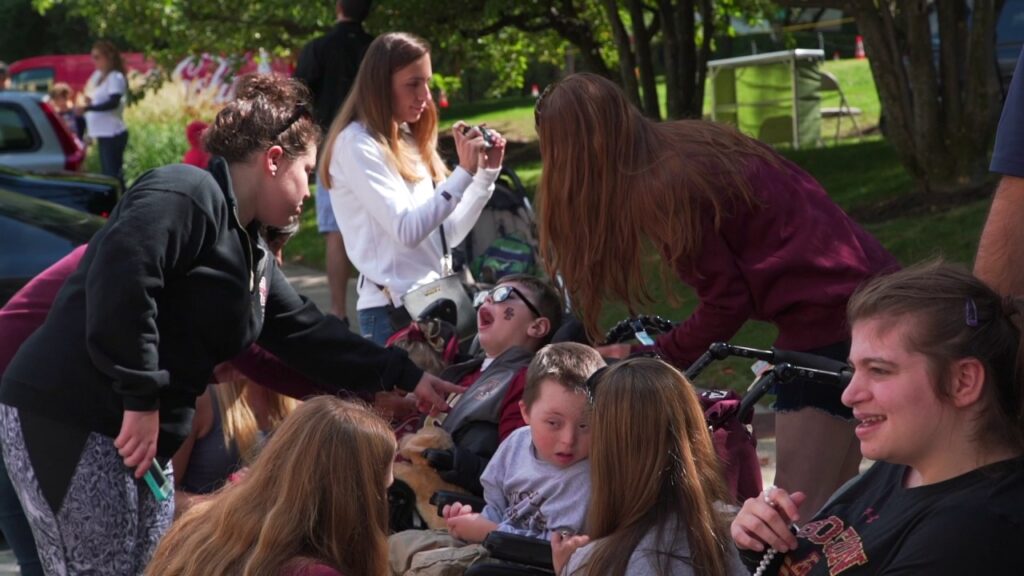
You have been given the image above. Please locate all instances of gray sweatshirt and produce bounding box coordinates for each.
[480,426,590,540]
[564,514,747,576]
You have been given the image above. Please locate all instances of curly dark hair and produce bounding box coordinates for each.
[204,74,320,163]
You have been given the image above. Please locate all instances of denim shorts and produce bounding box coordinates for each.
[772,340,853,419]
[314,181,339,233]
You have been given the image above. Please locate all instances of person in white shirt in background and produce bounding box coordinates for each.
[78,40,129,185]
[318,31,505,345]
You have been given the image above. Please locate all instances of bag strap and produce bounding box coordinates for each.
[439,224,453,276]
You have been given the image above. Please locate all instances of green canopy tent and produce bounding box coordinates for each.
[707,49,824,149]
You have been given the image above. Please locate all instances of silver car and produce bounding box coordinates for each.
[0,90,85,172]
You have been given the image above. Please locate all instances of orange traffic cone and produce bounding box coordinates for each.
[531,83,540,99]
[854,35,866,60]
[439,89,449,109]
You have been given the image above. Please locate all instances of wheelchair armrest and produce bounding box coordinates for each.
[430,490,486,517]
[482,531,554,571]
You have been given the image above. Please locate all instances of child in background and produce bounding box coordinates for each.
[390,343,605,574]
[147,397,396,576]
[182,120,211,169]
[48,83,85,141]
[554,358,746,576]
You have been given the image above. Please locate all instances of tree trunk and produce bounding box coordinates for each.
[849,0,1004,194]
[658,0,683,118]
[629,0,662,119]
[600,0,642,108]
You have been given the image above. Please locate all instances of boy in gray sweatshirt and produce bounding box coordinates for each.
[389,343,605,574]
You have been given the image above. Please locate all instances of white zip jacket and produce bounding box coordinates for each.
[328,121,498,310]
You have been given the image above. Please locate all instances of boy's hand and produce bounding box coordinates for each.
[374,390,417,421]
[445,512,497,543]
[441,501,474,520]
[551,531,590,575]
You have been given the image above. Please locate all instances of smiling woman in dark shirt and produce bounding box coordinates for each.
[0,74,459,574]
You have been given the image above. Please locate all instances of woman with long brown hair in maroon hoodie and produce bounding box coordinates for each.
[534,73,899,517]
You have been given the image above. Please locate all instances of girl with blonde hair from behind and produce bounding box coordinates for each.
[147,396,396,576]
[172,364,299,514]
[319,31,506,345]
[553,358,746,576]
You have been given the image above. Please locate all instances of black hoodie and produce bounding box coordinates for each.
[0,158,422,458]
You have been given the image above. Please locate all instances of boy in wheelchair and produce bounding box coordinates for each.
[389,343,606,575]
[410,275,563,496]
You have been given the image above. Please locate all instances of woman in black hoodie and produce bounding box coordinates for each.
[0,74,459,575]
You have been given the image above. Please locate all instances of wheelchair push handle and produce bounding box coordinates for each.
[686,342,852,381]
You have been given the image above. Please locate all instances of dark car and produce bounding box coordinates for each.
[0,187,103,305]
[0,165,121,217]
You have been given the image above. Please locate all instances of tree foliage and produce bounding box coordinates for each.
[30,0,767,117]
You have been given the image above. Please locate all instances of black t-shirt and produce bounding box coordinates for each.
[294,21,373,134]
[751,457,1024,575]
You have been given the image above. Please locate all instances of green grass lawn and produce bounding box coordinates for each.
[283,60,991,391]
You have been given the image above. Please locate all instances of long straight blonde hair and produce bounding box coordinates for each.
[318,32,447,187]
[146,397,396,576]
[572,358,732,576]
[213,376,298,465]
[535,73,776,340]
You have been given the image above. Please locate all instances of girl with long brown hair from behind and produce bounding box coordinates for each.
[535,72,900,517]
[147,396,396,576]
[553,358,746,576]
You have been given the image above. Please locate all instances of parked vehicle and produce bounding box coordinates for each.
[8,53,153,94]
[0,186,103,306]
[0,165,121,217]
[0,91,85,172]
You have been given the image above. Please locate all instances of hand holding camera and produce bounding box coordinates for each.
[461,124,495,149]
[454,122,506,173]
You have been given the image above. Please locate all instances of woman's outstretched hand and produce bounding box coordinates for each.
[412,372,466,417]
[115,409,160,479]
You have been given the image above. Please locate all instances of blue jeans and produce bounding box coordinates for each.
[0,452,43,576]
[97,130,128,186]
[358,306,394,346]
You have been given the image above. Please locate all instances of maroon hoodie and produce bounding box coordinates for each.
[650,153,899,368]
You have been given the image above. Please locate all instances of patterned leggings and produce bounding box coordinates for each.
[0,404,174,575]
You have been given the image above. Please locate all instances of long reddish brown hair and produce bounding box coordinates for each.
[146,397,395,576]
[535,73,776,339]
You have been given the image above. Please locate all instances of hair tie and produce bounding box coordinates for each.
[965,297,979,327]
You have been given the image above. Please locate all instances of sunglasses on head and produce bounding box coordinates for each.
[474,285,542,319]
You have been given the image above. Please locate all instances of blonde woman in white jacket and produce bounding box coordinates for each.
[320,32,504,345]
